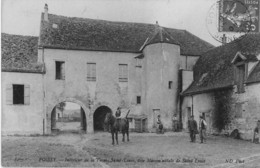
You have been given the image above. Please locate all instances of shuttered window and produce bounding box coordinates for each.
[236,64,245,93]
[87,63,96,81]
[119,64,128,82]
[56,61,65,80]
[6,84,30,105]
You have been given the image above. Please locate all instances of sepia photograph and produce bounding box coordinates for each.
[1,0,260,167]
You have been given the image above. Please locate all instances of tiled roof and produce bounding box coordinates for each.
[247,62,260,84]
[183,33,260,95]
[1,33,44,73]
[39,13,214,55]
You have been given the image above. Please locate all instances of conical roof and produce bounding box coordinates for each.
[144,25,180,47]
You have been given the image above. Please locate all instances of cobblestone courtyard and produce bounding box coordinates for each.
[2,129,260,168]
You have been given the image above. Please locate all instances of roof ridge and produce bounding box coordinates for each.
[44,12,191,32]
[44,12,158,27]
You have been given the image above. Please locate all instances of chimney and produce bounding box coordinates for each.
[44,4,48,21]
[221,34,227,44]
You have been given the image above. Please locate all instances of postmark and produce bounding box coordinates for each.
[206,0,259,43]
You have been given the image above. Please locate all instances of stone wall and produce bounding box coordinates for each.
[42,48,140,133]
[229,83,260,140]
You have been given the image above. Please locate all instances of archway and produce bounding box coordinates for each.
[94,106,112,131]
[51,101,87,133]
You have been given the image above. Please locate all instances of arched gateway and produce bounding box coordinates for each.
[93,106,112,131]
[46,98,92,134]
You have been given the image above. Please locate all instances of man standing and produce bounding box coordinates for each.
[172,114,178,132]
[157,115,163,133]
[253,120,260,144]
[115,107,121,131]
[188,115,198,142]
[199,115,207,143]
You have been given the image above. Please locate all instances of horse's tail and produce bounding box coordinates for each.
[125,110,130,119]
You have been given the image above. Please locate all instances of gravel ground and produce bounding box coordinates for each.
[2,130,260,168]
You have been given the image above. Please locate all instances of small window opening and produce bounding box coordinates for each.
[169,81,173,89]
[56,61,65,80]
[13,84,24,104]
[137,96,141,104]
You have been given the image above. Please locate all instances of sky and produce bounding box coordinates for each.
[1,0,221,46]
[64,102,80,110]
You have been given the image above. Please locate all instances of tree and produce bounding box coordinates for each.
[56,102,66,115]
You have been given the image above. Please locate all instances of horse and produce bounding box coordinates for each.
[104,110,130,145]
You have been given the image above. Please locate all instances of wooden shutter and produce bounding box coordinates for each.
[119,64,128,82]
[92,63,96,81]
[24,84,30,105]
[61,62,65,80]
[87,63,91,80]
[123,65,128,81]
[236,64,245,93]
[6,84,13,105]
[87,63,96,81]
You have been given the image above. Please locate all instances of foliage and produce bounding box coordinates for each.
[213,89,232,131]
[56,102,66,112]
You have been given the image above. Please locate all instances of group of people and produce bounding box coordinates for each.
[188,115,207,143]
[119,108,207,142]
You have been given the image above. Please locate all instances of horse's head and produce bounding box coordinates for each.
[104,112,113,125]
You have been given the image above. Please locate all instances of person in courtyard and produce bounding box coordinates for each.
[157,115,164,134]
[253,120,260,144]
[199,115,207,143]
[172,114,178,132]
[188,115,198,142]
[115,107,122,131]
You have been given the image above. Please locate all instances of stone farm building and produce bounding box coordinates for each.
[1,5,213,135]
[182,34,260,140]
[2,5,259,139]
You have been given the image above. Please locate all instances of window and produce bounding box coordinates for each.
[135,58,142,68]
[56,61,65,80]
[168,81,173,89]
[6,84,30,105]
[119,64,128,82]
[235,64,245,93]
[137,96,141,104]
[87,63,96,81]
[235,103,243,118]
[13,85,24,104]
